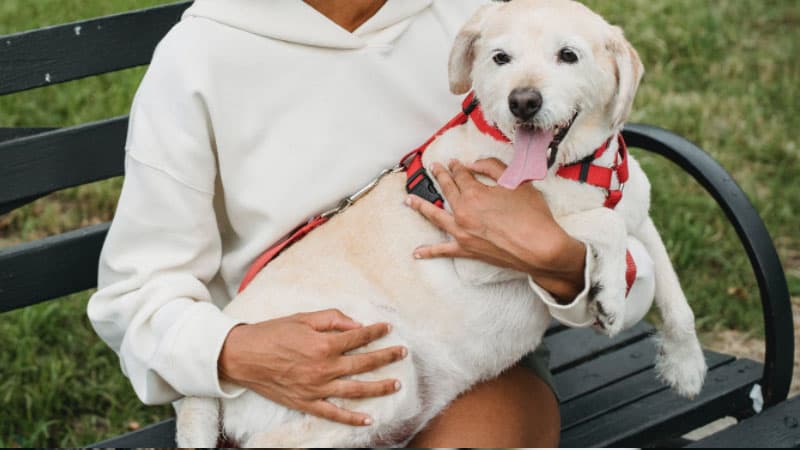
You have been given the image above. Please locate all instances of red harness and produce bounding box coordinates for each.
[402,92,509,209]
[238,93,631,293]
[556,134,629,208]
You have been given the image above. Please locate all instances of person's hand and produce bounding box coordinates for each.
[218,309,406,426]
[405,158,586,302]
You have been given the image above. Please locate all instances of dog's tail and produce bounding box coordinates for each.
[636,216,707,398]
[176,396,221,447]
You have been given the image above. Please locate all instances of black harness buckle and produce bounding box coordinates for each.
[462,96,479,115]
[406,168,444,205]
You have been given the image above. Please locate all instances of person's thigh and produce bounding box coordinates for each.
[408,363,560,447]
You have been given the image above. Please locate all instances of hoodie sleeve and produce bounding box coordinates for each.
[87,30,244,404]
[528,236,655,330]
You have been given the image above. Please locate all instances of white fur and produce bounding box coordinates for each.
[175,397,220,447]
[177,0,705,446]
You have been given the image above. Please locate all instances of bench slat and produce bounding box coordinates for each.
[544,321,654,373]
[0,117,126,210]
[0,127,57,143]
[0,194,49,216]
[560,350,734,429]
[560,358,762,447]
[545,319,566,336]
[0,2,190,95]
[90,418,176,448]
[0,223,108,312]
[686,395,800,448]
[555,337,658,402]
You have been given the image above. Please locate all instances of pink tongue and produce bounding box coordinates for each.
[498,127,554,189]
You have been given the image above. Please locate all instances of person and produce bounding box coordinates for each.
[87,0,655,446]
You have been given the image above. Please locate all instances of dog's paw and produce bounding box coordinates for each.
[589,284,625,337]
[175,397,220,448]
[654,333,707,399]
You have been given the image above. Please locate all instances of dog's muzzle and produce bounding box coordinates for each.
[546,110,580,168]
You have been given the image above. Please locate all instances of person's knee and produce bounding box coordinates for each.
[409,364,560,447]
[502,365,560,447]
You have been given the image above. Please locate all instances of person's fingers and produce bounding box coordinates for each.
[328,322,391,353]
[301,399,374,426]
[449,160,481,190]
[299,309,363,332]
[332,346,407,377]
[415,240,519,268]
[405,195,459,234]
[326,378,402,399]
[413,241,469,259]
[430,162,460,204]
[468,158,507,181]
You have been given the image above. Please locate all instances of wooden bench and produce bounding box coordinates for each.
[0,3,794,447]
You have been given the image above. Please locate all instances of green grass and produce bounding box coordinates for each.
[0,0,798,446]
[0,293,171,447]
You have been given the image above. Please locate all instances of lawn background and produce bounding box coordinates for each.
[1,0,798,447]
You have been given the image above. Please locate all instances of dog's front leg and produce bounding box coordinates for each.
[175,396,221,448]
[556,208,629,336]
[632,216,706,398]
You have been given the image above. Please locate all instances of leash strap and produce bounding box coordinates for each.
[238,93,631,293]
[238,94,491,292]
[238,216,330,293]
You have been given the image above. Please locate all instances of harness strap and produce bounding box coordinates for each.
[238,93,508,292]
[402,92,509,208]
[625,249,636,296]
[556,134,629,209]
[237,93,631,293]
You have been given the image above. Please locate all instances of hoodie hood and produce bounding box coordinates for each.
[183,0,433,49]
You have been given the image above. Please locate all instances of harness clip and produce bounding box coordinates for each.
[406,168,444,205]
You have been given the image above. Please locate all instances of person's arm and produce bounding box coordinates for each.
[88,152,241,404]
[406,158,655,332]
[527,236,655,330]
[87,31,240,403]
[88,30,404,425]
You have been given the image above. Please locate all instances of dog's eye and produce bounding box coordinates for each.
[558,47,579,64]
[493,51,512,66]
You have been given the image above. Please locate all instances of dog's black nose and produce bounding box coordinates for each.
[508,88,543,121]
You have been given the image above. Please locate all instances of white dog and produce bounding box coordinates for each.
[177,0,707,446]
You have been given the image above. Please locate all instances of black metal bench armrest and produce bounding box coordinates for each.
[622,123,793,408]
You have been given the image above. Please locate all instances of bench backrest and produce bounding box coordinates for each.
[0,2,191,313]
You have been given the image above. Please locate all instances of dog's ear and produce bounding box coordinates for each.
[607,26,644,129]
[448,4,497,95]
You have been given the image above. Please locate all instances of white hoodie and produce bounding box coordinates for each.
[88,0,654,405]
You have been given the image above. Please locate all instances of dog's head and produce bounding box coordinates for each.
[449,0,644,188]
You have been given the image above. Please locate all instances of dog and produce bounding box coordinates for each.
[176,0,707,446]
